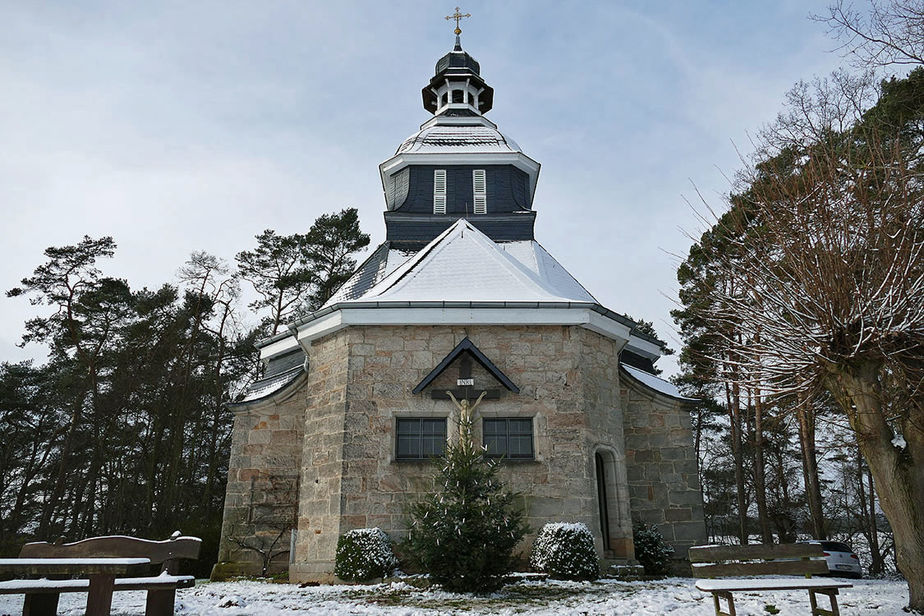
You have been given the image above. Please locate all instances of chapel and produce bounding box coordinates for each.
[212,23,705,582]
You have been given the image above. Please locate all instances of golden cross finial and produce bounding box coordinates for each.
[445,6,471,36]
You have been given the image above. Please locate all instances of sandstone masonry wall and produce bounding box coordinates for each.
[621,373,706,562]
[212,374,306,579]
[290,324,634,582]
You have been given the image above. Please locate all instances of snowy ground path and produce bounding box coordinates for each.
[0,576,909,615]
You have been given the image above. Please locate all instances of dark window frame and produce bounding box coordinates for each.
[483,417,534,459]
[395,417,447,460]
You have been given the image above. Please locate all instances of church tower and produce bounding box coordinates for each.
[381,34,539,248]
[213,19,706,583]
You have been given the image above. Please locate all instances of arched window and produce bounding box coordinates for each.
[452,90,464,104]
[441,93,448,107]
[467,92,475,106]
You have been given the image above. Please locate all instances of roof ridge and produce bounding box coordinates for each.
[369,220,563,302]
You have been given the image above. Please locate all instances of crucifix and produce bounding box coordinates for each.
[430,354,500,402]
[432,354,498,446]
[445,6,471,36]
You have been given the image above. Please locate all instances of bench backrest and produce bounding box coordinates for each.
[688,543,829,578]
[19,534,202,574]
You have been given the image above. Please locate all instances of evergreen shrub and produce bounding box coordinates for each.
[632,522,674,575]
[334,528,398,582]
[405,440,529,593]
[529,522,599,580]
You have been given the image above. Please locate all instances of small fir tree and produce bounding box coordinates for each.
[632,522,674,575]
[405,418,528,593]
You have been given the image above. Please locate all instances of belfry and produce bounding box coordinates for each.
[213,17,705,582]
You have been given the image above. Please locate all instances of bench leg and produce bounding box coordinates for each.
[86,573,116,616]
[145,589,177,616]
[23,593,60,616]
[808,588,840,616]
[710,591,736,616]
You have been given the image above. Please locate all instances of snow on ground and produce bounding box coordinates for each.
[0,576,910,615]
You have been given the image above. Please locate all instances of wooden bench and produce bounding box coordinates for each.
[689,543,853,616]
[0,532,201,616]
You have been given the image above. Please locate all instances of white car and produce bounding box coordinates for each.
[804,540,863,578]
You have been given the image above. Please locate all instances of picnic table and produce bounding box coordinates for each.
[0,557,150,616]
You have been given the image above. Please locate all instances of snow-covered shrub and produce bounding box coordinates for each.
[334,528,398,582]
[530,522,599,580]
[632,522,674,575]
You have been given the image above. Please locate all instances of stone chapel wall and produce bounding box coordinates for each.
[290,324,633,583]
[212,377,306,579]
[620,375,706,566]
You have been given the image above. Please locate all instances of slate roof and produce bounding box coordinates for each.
[234,348,306,406]
[325,219,596,306]
[396,123,521,155]
[621,364,696,401]
[238,365,304,403]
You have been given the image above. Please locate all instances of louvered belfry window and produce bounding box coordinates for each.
[473,169,487,214]
[433,169,447,214]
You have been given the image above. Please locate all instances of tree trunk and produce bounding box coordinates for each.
[796,400,827,539]
[827,362,924,612]
[729,380,748,544]
[752,389,773,543]
[867,465,884,575]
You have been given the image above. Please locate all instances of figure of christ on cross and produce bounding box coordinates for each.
[434,353,497,449]
[446,389,487,449]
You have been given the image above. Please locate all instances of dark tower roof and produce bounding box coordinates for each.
[422,36,494,115]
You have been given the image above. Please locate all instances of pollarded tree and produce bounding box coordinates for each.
[692,71,923,610]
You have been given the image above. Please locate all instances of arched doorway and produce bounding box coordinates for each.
[595,452,612,552]
[594,447,625,557]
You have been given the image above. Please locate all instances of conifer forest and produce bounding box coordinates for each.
[0,209,368,574]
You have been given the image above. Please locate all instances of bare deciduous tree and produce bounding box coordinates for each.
[819,0,924,67]
[694,74,923,610]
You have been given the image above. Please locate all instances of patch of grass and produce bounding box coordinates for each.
[764,604,781,614]
[338,579,638,611]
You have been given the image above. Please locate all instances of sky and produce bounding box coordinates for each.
[0,1,851,377]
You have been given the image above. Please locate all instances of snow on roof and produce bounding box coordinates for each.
[345,220,595,304]
[621,364,695,401]
[499,241,598,303]
[396,123,521,154]
[239,365,304,403]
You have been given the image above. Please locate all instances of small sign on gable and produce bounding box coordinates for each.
[412,337,519,397]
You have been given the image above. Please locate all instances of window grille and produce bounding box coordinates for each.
[483,418,533,459]
[396,418,447,459]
